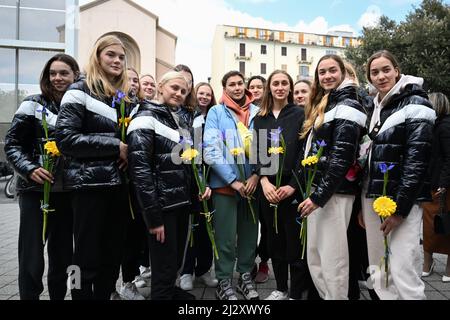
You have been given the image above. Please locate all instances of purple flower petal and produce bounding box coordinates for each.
[379,163,388,173]
[317,140,327,148]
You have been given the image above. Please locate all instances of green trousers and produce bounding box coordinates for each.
[213,193,258,281]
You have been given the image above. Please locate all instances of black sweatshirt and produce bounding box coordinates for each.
[254,103,305,188]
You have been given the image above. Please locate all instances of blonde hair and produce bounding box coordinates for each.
[344,61,360,86]
[85,35,129,99]
[157,71,188,105]
[300,55,345,139]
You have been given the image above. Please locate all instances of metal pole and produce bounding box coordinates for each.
[65,0,79,59]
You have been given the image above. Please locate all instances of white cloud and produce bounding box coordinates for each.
[358,5,382,29]
[80,0,356,83]
[238,0,277,3]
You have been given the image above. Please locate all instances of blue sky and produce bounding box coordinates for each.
[225,0,423,34]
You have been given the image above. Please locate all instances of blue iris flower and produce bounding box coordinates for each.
[379,163,395,173]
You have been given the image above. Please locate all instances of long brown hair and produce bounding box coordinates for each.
[194,82,217,114]
[259,70,294,117]
[366,50,401,84]
[300,55,345,138]
[85,35,129,99]
[40,54,80,103]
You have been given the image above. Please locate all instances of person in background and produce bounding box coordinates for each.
[342,60,378,300]
[115,67,148,300]
[140,74,156,102]
[204,71,260,300]
[361,50,435,299]
[5,54,79,300]
[180,82,219,291]
[293,80,311,107]
[246,75,270,283]
[254,70,306,300]
[55,35,130,300]
[422,92,450,283]
[247,76,266,106]
[297,54,366,300]
[127,71,211,300]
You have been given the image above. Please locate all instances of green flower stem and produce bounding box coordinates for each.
[384,234,389,287]
[300,218,307,259]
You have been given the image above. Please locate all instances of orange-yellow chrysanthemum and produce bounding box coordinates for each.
[301,155,318,167]
[268,147,284,155]
[181,148,199,161]
[373,196,397,219]
[229,147,244,157]
[44,141,61,157]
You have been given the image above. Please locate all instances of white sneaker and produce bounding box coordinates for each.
[196,271,219,287]
[120,282,145,300]
[180,274,194,291]
[265,290,289,300]
[140,266,152,278]
[110,291,122,300]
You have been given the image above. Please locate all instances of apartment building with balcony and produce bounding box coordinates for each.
[211,25,359,95]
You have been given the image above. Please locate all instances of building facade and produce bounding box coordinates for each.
[0,0,177,159]
[211,25,359,94]
[78,0,176,79]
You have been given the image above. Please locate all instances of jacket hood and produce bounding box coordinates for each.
[374,75,424,109]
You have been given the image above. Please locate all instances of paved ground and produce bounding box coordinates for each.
[0,178,449,300]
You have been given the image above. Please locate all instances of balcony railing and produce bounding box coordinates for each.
[296,56,313,65]
[234,52,252,61]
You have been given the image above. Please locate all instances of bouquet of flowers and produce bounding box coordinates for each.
[38,107,61,244]
[292,140,326,259]
[181,141,219,260]
[372,163,397,287]
[267,127,286,234]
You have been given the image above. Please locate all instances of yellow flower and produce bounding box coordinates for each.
[119,116,131,127]
[373,196,397,219]
[237,122,252,158]
[181,148,199,161]
[230,147,244,157]
[44,141,61,157]
[268,147,284,155]
[301,155,318,167]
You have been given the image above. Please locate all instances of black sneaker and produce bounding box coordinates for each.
[173,286,196,300]
[216,279,238,300]
[237,272,259,300]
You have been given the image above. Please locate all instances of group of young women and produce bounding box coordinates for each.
[4,33,441,300]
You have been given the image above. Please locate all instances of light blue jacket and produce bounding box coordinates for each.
[203,103,259,189]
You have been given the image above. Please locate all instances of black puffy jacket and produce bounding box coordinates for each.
[305,85,367,207]
[4,94,65,193]
[55,80,131,189]
[365,84,435,217]
[127,102,194,229]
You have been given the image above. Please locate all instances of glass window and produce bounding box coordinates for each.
[0,48,16,124]
[239,43,245,57]
[326,50,337,55]
[281,47,287,56]
[19,7,65,42]
[239,61,245,76]
[261,63,266,75]
[281,64,287,71]
[259,30,265,40]
[0,4,17,39]
[20,0,65,10]
[18,49,61,99]
[301,48,307,61]
[300,66,309,77]
[261,45,267,55]
[0,0,17,5]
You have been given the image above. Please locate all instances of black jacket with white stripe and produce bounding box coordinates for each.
[4,94,65,192]
[365,83,435,217]
[55,79,128,189]
[127,101,194,229]
[305,85,367,208]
